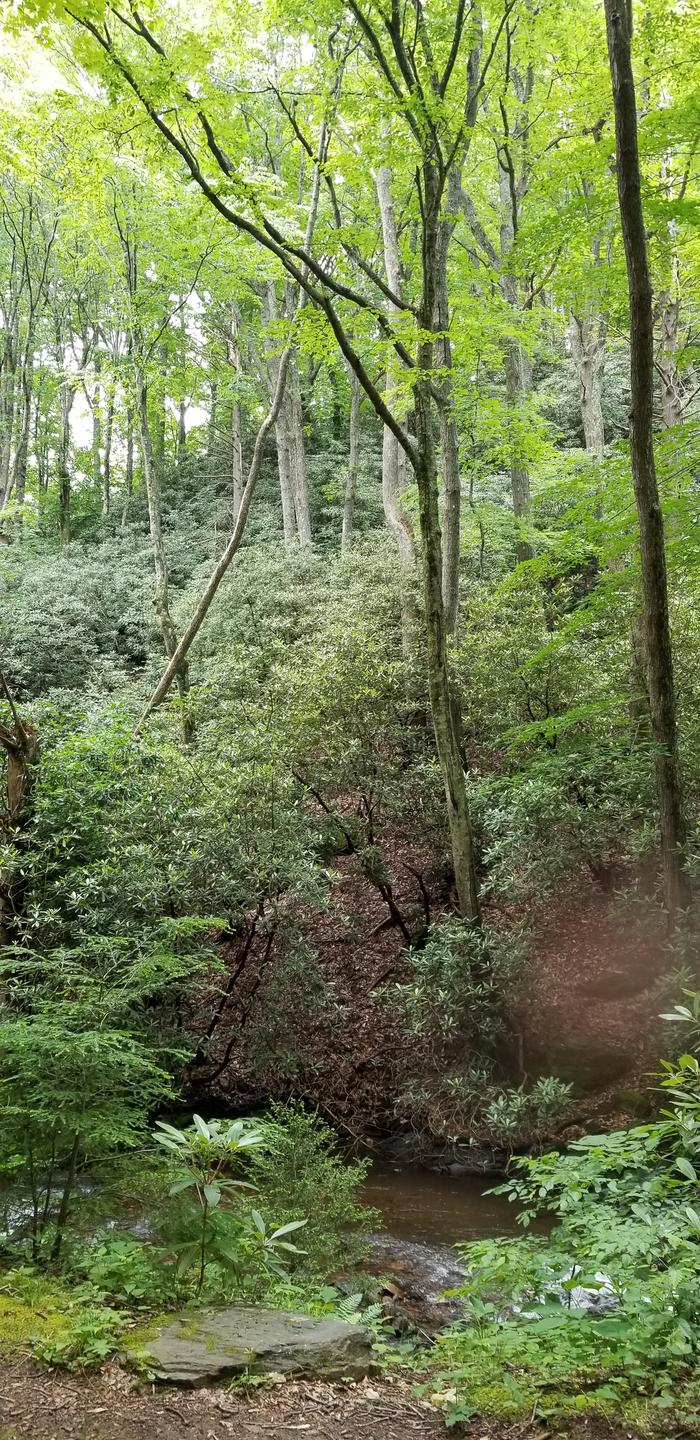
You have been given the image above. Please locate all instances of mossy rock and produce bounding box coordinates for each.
[124,1305,373,1386]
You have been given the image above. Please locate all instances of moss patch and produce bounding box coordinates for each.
[0,1288,71,1355]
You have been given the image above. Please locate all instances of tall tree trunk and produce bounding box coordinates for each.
[12,323,35,507]
[374,165,418,647]
[497,72,534,561]
[90,348,103,500]
[570,312,606,460]
[102,379,114,515]
[227,309,244,521]
[33,388,47,495]
[121,401,134,528]
[265,282,299,545]
[57,376,74,546]
[287,350,312,545]
[436,179,462,632]
[659,289,684,428]
[135,368,192,740]
[231,396,243,522]
[0,675,38,948]
[177,400,187,469]
[0,314,19,508]
[341,363,360,554]
[604,0,690,918]
[417,162,480,922]
[125,401,134,490]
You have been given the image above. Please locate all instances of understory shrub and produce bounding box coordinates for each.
[424,1015,700,1426]
[245,1102,379,1274]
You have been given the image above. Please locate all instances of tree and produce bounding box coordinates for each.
[604,0,690,918]
[30,0,511,918]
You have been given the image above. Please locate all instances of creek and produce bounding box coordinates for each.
[359,1161,523,1320]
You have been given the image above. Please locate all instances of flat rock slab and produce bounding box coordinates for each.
[126,1306,373,1386]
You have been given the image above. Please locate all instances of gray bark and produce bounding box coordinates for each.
[374,166,417,577]
[570,313,606,460]
[605,0,689,918]
[436,173,462,632]
[135,367,192,739]
[341,363,360,554]
[265,282,300,545]
[659,291,684,428]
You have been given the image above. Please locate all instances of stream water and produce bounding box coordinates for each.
[360,1162,523,1311]
[362,1162,519,1246]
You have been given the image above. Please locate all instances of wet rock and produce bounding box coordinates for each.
[368,1233,467,1331]
[126,1306,373,1386]
[376,1133,506,1175]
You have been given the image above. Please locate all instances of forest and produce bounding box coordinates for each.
[0,0,699,1434]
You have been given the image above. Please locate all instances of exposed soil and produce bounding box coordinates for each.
[519,879,667,1129]
[187,839,669,1142]
[0,1361,660,1440]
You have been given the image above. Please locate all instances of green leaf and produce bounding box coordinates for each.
[168,1176,195,1195]
[192,1114,211,1140]
[155,1122,188,1144]
[268,1218,308,1240]
[676,1156,697,1182]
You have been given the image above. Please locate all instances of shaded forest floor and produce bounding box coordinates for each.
[519,878,667,1129]
[198,840,668,1141]
[0,1361,662,1440]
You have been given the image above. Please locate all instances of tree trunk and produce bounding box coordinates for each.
[570,313,606,460]
[374,165,418,648]
[341,363,360,554]
[604,0,690,918]
[12,323,35,507]
[135,368,192,740]
[103,379,114,515]
[497,98,533,561]
[57,377,74,546]
[436,195,462,631]
[659,290,684,428]
[265,283,299,545]
[121,401,134,528]
[231,396,243,521]
[287,353,312,545]
[177,400,187,468]
[90,348,103,499]
[0,676,38,948]
[0,314,19,509]
[417,162,480,922]
[33,389,47,495]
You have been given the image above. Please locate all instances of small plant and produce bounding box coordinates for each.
[245,1102,378,1274]
[154,1114,307,1295]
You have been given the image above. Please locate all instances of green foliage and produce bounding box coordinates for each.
[245,1103,378,1275]
[0,933,204,1263]
[0,1267,127,1368]
[392,918,522,1046]
[153,1114,307,1297]
[425,1022,700,1425]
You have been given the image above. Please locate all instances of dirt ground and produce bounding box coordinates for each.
[0,1364,452,1439]
[0,1361,656,1440]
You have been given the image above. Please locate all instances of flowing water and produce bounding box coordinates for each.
[360,1161,523,1311]
[362,1162,519,1246]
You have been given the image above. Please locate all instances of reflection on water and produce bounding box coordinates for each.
[362,1161,522,1247]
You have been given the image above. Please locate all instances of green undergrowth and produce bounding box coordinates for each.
[390,1034,700,1433]
[0,1267,126,1366]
